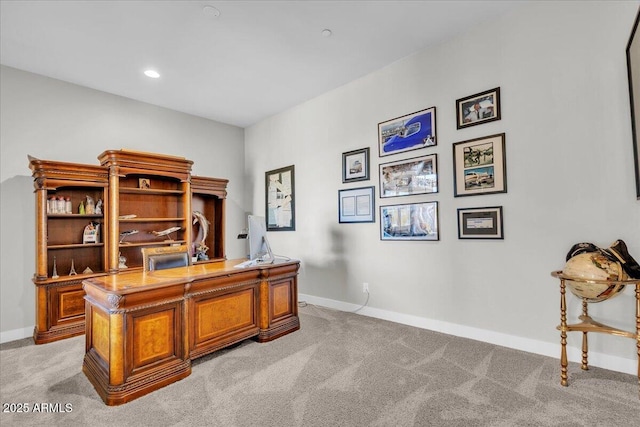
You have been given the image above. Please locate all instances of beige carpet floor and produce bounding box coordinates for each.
[1,304,639,426]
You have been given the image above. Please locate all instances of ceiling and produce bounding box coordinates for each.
[0,1,521,128]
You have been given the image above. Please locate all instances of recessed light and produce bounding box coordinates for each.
[203,5,220,17]
[144,70,160,79]
[321,29,332,37]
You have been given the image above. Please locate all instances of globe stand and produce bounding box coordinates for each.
[551,271,640,398]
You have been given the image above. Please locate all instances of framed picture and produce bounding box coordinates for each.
[456,87,501,129]
[453,133,507,197]
[457,206,504,239]
[380,201,438,241]
[626,8,640,199]
[265,165,295,231]
[338,186,375,223]
[342,147,370,183]
[379,154,438,198]
[378,107,436,157]
[138,178,151,189]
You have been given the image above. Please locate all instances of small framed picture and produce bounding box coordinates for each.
[453,133,507,197]
[379,154,438,198]
[338,186,375,223]
[266,165,295,231]
[380,201,438,241]
[456,87,501,129]
[457,206,504,239]
[342,148,370,183]
[378,107,437,157]
[139,178,151,189]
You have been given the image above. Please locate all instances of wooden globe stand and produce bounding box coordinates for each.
[551,271,640,397]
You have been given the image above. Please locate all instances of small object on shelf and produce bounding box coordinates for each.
[150,226,181,242]
[95,199,103,215]
[82,266,93,274]
[79,200,85,215]
[118,214,137,220]
[139,178,151,189]
[85,195,95,214]
[192,211,210,260]
[65,197,72,214]
[56,196,65,214]
[83,222,101,244]
[52,256,59,279]
[119,229,138,244]
[69,259,77,276]
[118,252,127,269]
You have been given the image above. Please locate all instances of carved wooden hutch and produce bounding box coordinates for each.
[29,150,228,344]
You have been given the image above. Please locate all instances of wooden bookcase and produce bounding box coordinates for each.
[29,156,109,344]
[98,149,193,272]
[191,175,228,263]
[29,150,228,344]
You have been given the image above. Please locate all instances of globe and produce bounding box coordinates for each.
[563,252,628,303]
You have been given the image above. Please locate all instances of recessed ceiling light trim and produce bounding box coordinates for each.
[321,29,332,37]
[144,70,160,79]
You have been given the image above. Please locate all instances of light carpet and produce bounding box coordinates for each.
[1,304,638,426]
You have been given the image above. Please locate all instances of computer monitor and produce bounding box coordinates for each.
[248,215,274,264]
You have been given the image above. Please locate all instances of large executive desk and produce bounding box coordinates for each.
[82,259,300,405]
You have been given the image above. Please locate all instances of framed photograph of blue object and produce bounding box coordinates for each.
[338,186,375,223]
[378,107,437,157]
[457,206,503,239]
[380,201,438,241]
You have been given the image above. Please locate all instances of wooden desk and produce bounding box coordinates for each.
[82,259,300,405]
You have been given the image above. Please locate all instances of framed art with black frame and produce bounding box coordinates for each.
[379,154,438,198]
[342,147,370,183]
[456,87,501,130]
[453,133,507,197]
[265,165,295,231]
[380,201,438,241]
[378,107,436,157]
[626,7,640,199]
[338,186,375,223]
[457,206,504,240]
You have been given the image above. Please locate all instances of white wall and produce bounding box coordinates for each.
[245,1,640,374]
[0,65,246,340]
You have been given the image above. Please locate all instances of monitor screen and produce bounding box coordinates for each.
[248,215,274,263]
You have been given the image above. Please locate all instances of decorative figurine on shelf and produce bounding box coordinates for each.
[79,200,85,215]
[149,226,182,242]
[119,229,139,244]
[69,259,77,276]
[192,211,210,261]
[83,267,93,274]
[52,256,59,279]
[83,222,100,244]
[118,252,127,269]
[85,195,95,214]
[95,199,103,215]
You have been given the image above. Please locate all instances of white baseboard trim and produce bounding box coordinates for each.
[298,293,637,376]
[0,326,33,344]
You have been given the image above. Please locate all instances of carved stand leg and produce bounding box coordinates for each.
[636,284,639,396]
[560,278,568,386]
[581,299,589,371]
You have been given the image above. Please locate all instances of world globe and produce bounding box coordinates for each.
[563,252,628,303]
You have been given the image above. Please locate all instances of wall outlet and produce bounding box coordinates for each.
[362,282,369,293]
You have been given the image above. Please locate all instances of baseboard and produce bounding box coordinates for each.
[0,326,33,344]
[298,293,637,376]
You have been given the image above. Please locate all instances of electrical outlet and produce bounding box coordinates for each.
[362,282,369,293]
